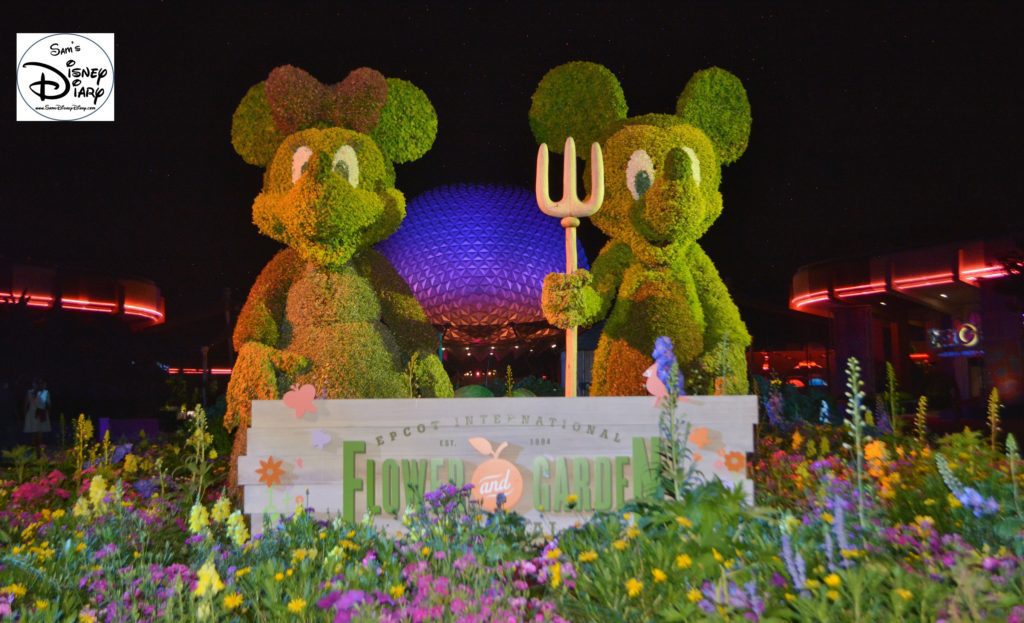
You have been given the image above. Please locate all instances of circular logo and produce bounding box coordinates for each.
[17,34,114,121]
[467,437,524,511]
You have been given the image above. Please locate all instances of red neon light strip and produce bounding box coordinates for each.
[792,264,1012,311]
[909,353,930,361]
[167,368,233,375]
[1,291,164,323]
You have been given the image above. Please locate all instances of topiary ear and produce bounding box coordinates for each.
[371,78,438,164]
[231,82,287,167]
[675,67,751,165]
[328,67,388,134]
[529,62,627,159]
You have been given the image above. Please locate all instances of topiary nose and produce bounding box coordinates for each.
[664,147,691,182]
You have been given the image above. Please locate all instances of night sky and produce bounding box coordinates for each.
[7,3,1024,327]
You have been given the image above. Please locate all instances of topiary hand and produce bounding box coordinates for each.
[541,270,603,329]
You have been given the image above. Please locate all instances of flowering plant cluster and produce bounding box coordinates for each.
[2,353,1023,621]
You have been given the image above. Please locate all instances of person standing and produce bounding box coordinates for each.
[23,378,51,445]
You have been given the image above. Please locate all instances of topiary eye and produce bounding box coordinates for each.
[626,149,655,200]
[291,146,313,184]
[332,145,360,187]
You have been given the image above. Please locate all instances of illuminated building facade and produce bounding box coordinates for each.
[790,237,1023,415]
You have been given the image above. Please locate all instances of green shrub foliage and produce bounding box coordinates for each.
[230,82,286,167]
[529,61,627,158]
[371,78,439,164]
[532,62,752,395]
[226,66,452,488]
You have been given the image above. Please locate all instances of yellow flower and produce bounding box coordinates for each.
[625,578,643,597]
[235,567,251,578]
[827,590,839,601]
[947,494,962,509]
[784,592,796,602]
[35,599,49,610]
[652,568,667,583]
[712,548,724,563]
[211,496,232,523]
[274,572,285,582]
[612,539,628,551]
[194,560,224,596]
[676,516,693,528]
[189,503,210,534]
[821,512,834,524]
[687,588,703,602]
[88,475,108,508]
[223,593,243,610]
[676,553,693,569]
[566,494,578,508]
[626,526,641,539]
[286,568,293,577]
[287,598,306,613]
[75,542,86,553]
[545,547,562,560]
[209,449,218,460]
[824,573,841,588]
[579,550,598,563]
[226,511,249,547]
[79,613,97,623]
[292,548,308,564]
[421,546,431,557]
[123,453,139,474]
[895,588,913,601]
[389,584,405,599]
[550,562,562,588]
[2,584,27,597]
[791,430,804,451]
[804,579,821,590]
[51,508,65,520]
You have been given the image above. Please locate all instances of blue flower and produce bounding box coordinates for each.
[652,336,685,395]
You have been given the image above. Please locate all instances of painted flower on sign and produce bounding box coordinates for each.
[256,456,285,487]
[723,450,746,473]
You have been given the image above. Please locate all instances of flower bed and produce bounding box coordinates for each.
[1,359,1023,621]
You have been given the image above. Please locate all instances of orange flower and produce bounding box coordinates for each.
[689,427,710,448]
[256,456,285,487]
[724,451,746,473]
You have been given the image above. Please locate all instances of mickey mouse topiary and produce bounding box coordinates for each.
[531,63,752,395]
[226,65,452,489]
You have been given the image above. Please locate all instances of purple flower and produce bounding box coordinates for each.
[652,336,685,395]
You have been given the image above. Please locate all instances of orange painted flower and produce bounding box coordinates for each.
[256,456,285,487]
[724,451,746,473]
[689,427,710,448]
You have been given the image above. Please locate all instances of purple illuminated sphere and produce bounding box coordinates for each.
[376,184,589,344]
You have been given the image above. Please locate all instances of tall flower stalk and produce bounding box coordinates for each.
[843,357,869,531]
[987,388,1001,452]
[885,362,900,435]
[1007,433,1022,519]
[653,336,695,498]
[914,396,928,444]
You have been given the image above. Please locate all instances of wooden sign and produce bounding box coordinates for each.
[240,395,757,531]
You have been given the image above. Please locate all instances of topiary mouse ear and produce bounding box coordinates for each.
[529,62,627,160]
[231,82,287,167]
[371,78,438,164]
[675,67,751,165]
[328,67,388,134]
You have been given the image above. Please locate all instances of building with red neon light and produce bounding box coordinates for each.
[790,237,1023,417]
[1,261,165,327]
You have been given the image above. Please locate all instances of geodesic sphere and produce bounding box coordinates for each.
[376,184,589,344]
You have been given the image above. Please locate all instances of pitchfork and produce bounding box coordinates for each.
[535,137,605,397]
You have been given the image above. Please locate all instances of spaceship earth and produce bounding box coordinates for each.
[377,184,589,344]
